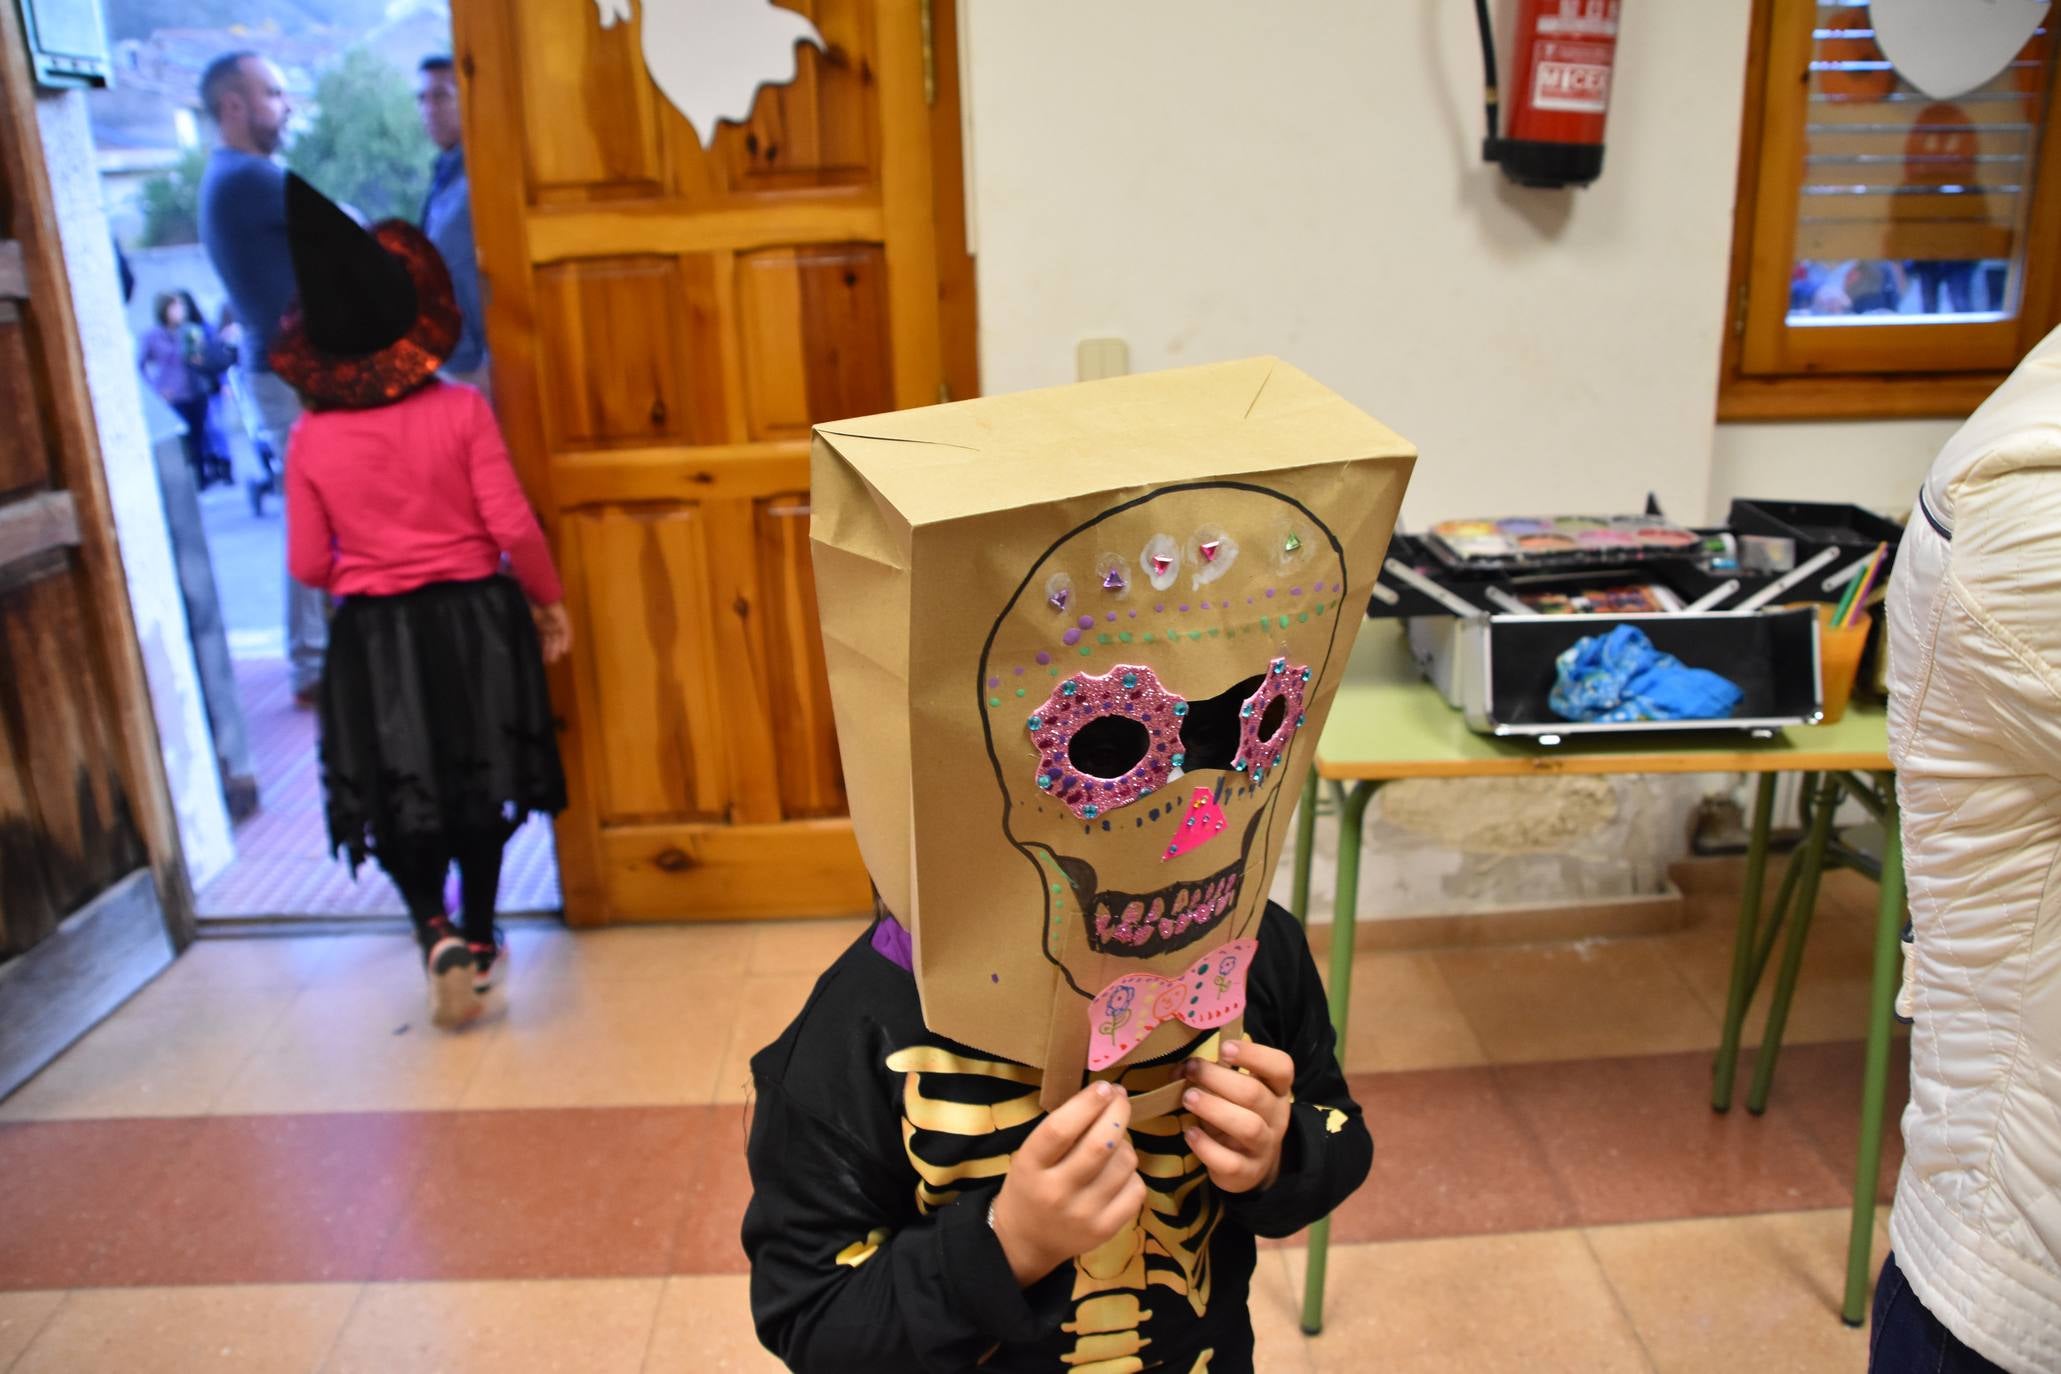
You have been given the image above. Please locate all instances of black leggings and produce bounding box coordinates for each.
[171,395,214,487]
[377,825,513,952]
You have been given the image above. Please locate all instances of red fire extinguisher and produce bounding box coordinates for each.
[1476,0,1622,188]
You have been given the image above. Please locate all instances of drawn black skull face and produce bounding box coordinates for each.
[978,484,1351,985]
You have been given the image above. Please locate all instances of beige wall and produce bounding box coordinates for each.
[1709,420,1958,519]
[963,0,1962,527]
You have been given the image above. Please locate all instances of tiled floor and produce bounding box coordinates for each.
[196,658,560,921]
[0,861,1909,1371]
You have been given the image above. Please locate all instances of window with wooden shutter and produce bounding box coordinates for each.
[1719,0,2061,418]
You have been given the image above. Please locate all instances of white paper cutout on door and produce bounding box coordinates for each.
[1869,0,2050,100]
[594,0,823,147]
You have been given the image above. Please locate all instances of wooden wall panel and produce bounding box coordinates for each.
[736,244,893,440]
[566,507,732,823]
[754,495,844,818]
[534,256,692,450]
[0,568,144,944]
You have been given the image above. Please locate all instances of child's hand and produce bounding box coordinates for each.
[1181,1039,1294,1194]
[990,1081,1146,1286]
[531,601,572,664]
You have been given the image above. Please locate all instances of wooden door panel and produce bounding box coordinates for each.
[0,567,145,919]
[601,816,870,919]
[704,8,880,195]
[737,244,893,440]
[754,496,843,818]
[567,507,731,822]
[514,0,661,201]
[0,671,56,955]
[459,0,970,921]
[2,0,184,1095]
[0,309,46,497]
[535,257,692,449]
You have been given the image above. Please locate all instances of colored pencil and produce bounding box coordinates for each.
[1829,557,1867,627]
[1837,543,1887,629]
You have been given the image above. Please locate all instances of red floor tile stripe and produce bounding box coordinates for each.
[0,1041,1908,1292]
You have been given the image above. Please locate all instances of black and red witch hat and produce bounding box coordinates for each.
[269,173,462,410]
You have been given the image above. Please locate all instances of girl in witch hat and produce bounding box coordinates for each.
[273,173,569,1029]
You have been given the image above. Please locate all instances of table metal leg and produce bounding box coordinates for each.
[1748,773,1840,1114]
[1301,779,1378,1337]
[1844,777,1904,1327]
[1291,769,1319,926]
[1714,772,1779,1111]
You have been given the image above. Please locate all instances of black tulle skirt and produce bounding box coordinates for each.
[320,576,567,870]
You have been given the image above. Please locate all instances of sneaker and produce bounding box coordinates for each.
[470,931,509,996]
[424,921,482,1029]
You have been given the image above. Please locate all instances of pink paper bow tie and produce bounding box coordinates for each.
[1086,937,1258,1071]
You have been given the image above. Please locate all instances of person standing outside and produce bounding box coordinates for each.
[416,56,489,392]
[137,291,214,490]
[197,50,327,704]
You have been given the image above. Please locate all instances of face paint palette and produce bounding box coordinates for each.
[1427,515,1703,572]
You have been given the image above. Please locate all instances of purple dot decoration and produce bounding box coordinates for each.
[1062,628,1083,647]
[1179,604,1191,614]
[1107,612,1119,623]
[1035,650,1052,666]
[1078,615,1096,630]
[1289,587,1303,597]
[1026,663,1182,821]
[1014,666,1025,676]
[1265,588,1276,599]
[988,676,1001,689]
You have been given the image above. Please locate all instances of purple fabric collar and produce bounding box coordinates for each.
[870,913,914,972]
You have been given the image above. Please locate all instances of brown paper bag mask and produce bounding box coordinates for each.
[812,359,1413,1109]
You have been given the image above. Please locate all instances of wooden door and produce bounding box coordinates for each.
[454,0,976,922]
[1,4,189,1097]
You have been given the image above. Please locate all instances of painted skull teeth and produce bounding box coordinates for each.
[1094,871,1243,951]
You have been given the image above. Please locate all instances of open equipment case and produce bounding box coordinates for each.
[1370,499,1900,742]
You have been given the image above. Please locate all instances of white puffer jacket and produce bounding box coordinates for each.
[1886,327,2061,1374]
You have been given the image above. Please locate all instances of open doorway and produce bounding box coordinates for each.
[89,0,560,924]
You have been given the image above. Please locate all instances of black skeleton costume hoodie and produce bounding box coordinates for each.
[741,900,1372,1374]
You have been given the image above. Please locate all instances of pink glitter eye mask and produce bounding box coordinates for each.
[1025,660,1311,820]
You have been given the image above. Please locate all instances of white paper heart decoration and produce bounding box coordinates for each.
[1869,0,2050,100]
[595,0,824,148]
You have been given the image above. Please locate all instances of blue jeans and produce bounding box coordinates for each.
[247,370,329,694]
[1871,1253,2007,1373]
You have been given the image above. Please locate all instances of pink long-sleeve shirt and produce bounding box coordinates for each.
[285,380,563,606]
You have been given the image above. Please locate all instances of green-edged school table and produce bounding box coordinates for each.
[1288,623,1896,1333]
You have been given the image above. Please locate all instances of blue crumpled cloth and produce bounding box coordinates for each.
[1548,625,1743,724]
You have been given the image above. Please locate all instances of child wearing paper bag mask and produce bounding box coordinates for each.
[742,361,1413,1372]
